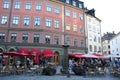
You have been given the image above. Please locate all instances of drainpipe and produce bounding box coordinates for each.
[6,0,13,43]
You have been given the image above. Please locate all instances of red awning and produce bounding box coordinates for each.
[30,48,41,56]
[3,51,20,56]
[84,54,98,58]
[42,48,54,57]
[93,53,104,58]
[69,54,85,58]
[18,48,30,56]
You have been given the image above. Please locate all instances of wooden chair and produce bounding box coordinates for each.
[1,66,10,76]
[96,67,105,76]
[36,66,43,74]
[86,67,96,76]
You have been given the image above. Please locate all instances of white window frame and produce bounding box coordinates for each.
[25,2,31,10]
[46,4,52,12]
[14,1,21,9]
[54,7,60,14]
[66,10,70,17]
[12,16,19,25]
[34,17,40,26]
[23,16,30,26]
[3,0,10,9]
[35,3,42,10]
[1,16,8,25]
[54,20,59,28]
[46,18,52,27]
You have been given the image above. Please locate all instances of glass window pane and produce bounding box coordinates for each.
[3,0,10,8]
[14,1,21,9]
[1,16,8,24]
[46,4,52,12]
[25,2,31,10]
[36,3,41,10]
[34,17,40,26]
[12,16,19,25]
[24,16,30,26]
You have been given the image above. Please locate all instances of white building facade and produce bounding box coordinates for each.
[85,10,102,54]
[110,32,120,56]
[102,40,110,55]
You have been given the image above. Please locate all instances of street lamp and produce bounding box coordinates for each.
[61,3,70,75]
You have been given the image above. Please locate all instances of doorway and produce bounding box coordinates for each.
[54,51,60,66]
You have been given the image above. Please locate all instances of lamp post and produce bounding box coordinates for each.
[61,45,69,74]
[61,3,69,76]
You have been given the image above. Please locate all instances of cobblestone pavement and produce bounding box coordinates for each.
[0,66,120,80]
[0,74,120,80]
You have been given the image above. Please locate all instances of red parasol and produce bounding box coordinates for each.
[42,48,54,57]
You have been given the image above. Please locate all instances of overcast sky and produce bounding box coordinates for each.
[81,0,120,35]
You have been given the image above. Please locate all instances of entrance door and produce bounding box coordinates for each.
[54,52,59,66]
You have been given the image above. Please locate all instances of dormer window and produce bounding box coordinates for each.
[79,3,82,8]
[73,1,76,6]
[66,0,69,4]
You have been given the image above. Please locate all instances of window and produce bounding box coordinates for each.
[80,14,83,20]
[66,10,70,16]
[11,33,17,42]
[73,24,77,32]
[94,46,97,52]
[54,36,59,45]
[22,33,28,43]
[98,37,100,43]
[1,16,8,24]
[73,12,77,18]
[80,40,85,47]
[88,25,92,31]
[33,34,39,43]
[25,2,31,10]
[99,46,101,52]
[108,45,110,49]
[46,4,52,12]
[89,45,92,52]
[14,1,21,9]
[45,35,50,44]
[88,18,91,22]
[0,33,5,42]
[73,1,76,6]
[74,39,78,47]
[66,0,70,4]
[66,23,70,30]
[79,3,82,8]
[3,0,10,8]
[46,18,52,27]
[94,36,97,42]
[35,3,41,10]
[54,7,60,14]
[23,16,30,26]
[66,37,70,45]
[54,20,59,28]
[89,34,92,41]
[12,16,19,25]
[80,27,84,34]
[34,17,40,26]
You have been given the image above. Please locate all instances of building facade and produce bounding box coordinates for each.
[0,0,86,65]
[85,9,102,54]
[110,32,120,56]
[102,32,116,55]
